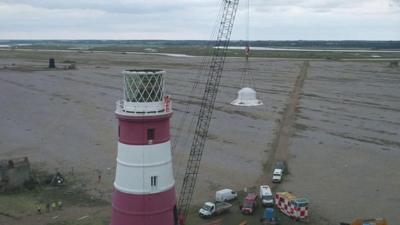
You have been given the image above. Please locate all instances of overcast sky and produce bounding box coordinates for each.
[0,0,399,40]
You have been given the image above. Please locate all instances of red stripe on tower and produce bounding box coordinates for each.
[111,70,178,225]
[117,113,171,145]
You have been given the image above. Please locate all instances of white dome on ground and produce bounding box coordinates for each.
[231,87,263,106]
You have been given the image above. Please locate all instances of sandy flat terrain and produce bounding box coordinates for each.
[281,61,400,224]
[0,49,399,224]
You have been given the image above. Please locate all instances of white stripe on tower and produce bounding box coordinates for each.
[114,141,175,194]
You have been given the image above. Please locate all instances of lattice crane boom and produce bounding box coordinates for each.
[177,0,240,223]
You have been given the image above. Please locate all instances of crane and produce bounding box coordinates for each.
[177,0,240,223]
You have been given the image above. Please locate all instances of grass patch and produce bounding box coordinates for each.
[0,190,39,218]
[47,213,109,225]
[0,169,108,219]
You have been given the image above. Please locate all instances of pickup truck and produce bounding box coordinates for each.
[198,201,232,218]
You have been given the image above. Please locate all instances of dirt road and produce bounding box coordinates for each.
[260,61,309,183]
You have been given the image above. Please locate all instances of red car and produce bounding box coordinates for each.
[240,193,258,215]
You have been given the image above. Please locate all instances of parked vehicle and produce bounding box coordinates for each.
[274,192,309,221]
[272,169,283,183]
[259,185,274,206]
[215,188,237,202]
[341,218,388,225]
[260,208,280,225]
[198,201,232,218]
[274,161,285,174]
[240,193,258,215]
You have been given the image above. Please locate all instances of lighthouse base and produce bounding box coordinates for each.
[111,187,177,225]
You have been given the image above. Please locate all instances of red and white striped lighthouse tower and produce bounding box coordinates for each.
[111,70,177,225]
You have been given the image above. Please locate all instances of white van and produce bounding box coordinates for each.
[272,168,283,183]
[259,185,274,206]
[215,189,237,202]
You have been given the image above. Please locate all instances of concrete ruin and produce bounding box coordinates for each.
[0,157,31,191]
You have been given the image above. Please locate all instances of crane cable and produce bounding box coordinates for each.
[240,0,256,89]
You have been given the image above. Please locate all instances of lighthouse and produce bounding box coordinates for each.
[111,70,177,225]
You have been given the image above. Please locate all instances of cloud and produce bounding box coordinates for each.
[0,0,399,40]
[0,0,215,14]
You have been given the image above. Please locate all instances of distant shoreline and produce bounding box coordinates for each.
[1,47,400,60]
[0,40,399,51]
[219,46,400,53]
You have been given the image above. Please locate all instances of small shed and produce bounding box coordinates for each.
[0,157,31,191]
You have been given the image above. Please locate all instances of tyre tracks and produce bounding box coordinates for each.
[260,61,309,184]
